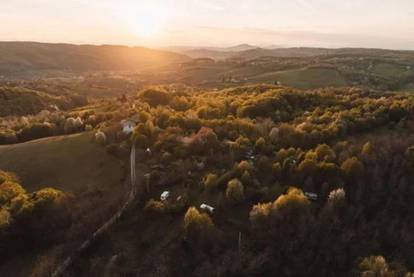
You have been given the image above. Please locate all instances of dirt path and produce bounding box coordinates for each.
[51,144,138,277]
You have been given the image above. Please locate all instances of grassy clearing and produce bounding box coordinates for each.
[0,132,124,194]
[372,63,407,79]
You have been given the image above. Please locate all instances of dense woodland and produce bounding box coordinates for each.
[1,44,414,276]
[2,82,414,276]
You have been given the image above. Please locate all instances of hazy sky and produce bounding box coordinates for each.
[2,0,414,49]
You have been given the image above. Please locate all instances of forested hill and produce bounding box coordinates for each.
[0,42,190,76]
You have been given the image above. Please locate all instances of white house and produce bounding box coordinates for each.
[200,203,215,213]
[121,117,138,135]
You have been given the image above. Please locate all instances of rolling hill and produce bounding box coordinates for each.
[0,42,190,76]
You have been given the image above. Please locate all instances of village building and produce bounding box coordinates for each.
[121,115,139,135]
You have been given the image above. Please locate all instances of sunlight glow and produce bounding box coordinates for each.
[123,2,171,38]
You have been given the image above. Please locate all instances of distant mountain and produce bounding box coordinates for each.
[167,44,259,60]
[233,47,414,60]
[221,44,258,52]
[0,42,190,76]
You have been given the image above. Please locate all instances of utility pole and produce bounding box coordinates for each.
[144,173,151,193]
[238,231,242,261]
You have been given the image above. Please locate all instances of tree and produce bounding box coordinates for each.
[359,256,394,277]
[297,159,317,180]
[183,207,215,244]
[95,130,107,145]
[315,144,336,162]
[250,187,310,227]
[226,178,244,203]
[139,88,171,106]
[144,199,166,214]
[204,173,219,191]
[362,141,374,156]
[341,156,364,179]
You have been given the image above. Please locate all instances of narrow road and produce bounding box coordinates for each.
[51,144,137,277]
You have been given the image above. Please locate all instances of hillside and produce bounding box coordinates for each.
[0,133,124,193]
[0,42,190,77]
[0,85,89,116]
[167,44,258,60]
[0,132,127,276]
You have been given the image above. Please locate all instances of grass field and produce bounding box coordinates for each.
[248,67,347,89]
[0,132,125,194]
[372,63,408,79]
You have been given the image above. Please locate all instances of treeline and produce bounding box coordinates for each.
[0,86,88,117]
[0,171,71,258]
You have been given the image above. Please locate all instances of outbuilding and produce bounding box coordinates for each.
[121,116,139,135]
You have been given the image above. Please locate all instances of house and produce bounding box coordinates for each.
[305,192,318,201]
[200,203,215,213]
[121,116,139,134]
[160,191,170,201]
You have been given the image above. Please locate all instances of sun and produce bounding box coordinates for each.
[130,13,165,38]
[123,2,170,38]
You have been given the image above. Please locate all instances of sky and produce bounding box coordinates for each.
[1,0,414,49]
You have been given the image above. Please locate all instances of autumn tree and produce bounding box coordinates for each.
[183,207,215,246]
[226,178,244,203]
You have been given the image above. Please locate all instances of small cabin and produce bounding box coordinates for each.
[160,191,170,201]
[305,192,318,201]
[200,203,215,213]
